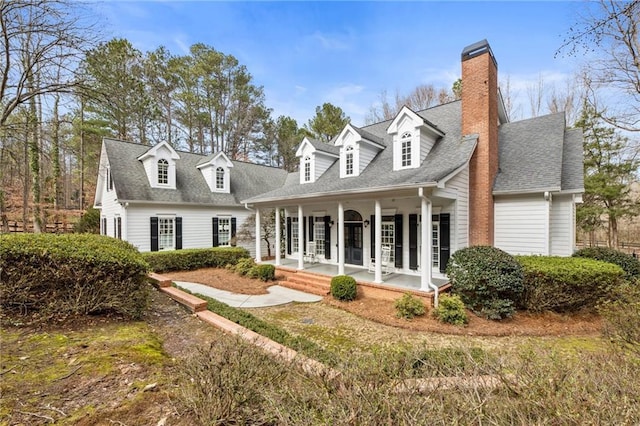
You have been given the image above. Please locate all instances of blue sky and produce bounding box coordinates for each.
[92,1,589,127]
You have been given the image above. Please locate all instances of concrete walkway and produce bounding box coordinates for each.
[173,281,323,308]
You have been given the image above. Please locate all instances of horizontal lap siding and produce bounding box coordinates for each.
[445,167,469,252]
[494,195,547,255]
[550,195,572,256]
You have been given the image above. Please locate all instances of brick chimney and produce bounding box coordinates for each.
[461,40,499,246]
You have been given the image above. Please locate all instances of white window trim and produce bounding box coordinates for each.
[158,216,176,251]
[218,216,231,247]
[157,159,171,187]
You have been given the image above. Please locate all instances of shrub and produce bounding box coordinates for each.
[142,247,249,272]
[599,282,640,356]
[573,247,640,280]
[73,207,101,234]
[517,255,624,312]
[248,264,275,281]
[0,233,149,321]
[394,293,426,319]
[446,246,524,320]
[235,257,256,276]
[330,275,357,301]
[433,294,468,325]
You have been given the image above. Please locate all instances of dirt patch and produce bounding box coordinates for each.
[165,267,273,295]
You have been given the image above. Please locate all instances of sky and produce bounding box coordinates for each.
[90,1,591,127]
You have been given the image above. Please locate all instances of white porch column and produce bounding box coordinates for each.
[255,208,262,262]
[338,202,345,275]
[298,205,304,270]
[374,199,382,283]
[421,195,432,291]
[275,207,281,266]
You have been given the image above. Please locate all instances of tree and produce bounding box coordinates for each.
[305,103,350,142]
[576,102,639,248]
[365,84,454,124]
[237,209,278,258]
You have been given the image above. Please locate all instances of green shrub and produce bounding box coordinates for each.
[249,264,275,281]
[142,247,249,272]
[517,255,624,312]
[73,207,100,234]
[599,282,640,356]
[394,293,426,319]
[446,246,524,320]
[0,233,149,321]
[330,275,357,301]
[573,247,640,280]
[433,294,468,325]
[235,257,256,276]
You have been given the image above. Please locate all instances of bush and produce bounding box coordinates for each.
[142,247,249,272]
[235,257,256,276]
[517,255,624,312]
[394,293,426,319]
[0,233,149,321]
[73,207,100,234]
[446,246,524,320]
[433,294,468,325]
[573,247,640,280]
[599,282,640,356]
[248,264,275,281]
[330,275,357,301]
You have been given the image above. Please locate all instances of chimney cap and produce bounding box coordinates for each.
[461,39,497,66]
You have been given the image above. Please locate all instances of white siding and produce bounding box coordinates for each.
[494,195,548,255]
[419,132,436,164]
[550,194,574,256]
[445,167,469,252]
[359,144,377,173]
[314,153,335,180]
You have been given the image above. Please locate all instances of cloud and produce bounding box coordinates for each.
[295,85,307,95]
[312,31,352,51]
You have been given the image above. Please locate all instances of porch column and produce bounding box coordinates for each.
[298,205,304,270]
[275,207,281,266]
[421,195,432,291]
[338,202,345,275]
[374,199,382,283]
[255,208,262,262]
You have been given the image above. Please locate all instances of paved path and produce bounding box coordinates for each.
[173,281,323,308]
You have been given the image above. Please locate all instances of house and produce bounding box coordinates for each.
[94,138,288,256]
[242,40,584,291]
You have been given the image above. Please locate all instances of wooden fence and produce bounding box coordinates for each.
[576,240,640,257]
[2,221,75,234]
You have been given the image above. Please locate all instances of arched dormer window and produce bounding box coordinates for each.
[400,131,412,167]
[345,146,354,176]
[216,167,225,190]
[157,159,169,184]
[303,156,311,182]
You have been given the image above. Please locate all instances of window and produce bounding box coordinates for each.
[303,156,311,182]
[216,167,225,190]
[106,168,113,191]
[158,159,169,185]
[291,217,299,253]
[401,131,412,167]
[159,217,174,250]
[381,216,395,264]
[314,217,325,257]
[101,217,107,235]
[218,217,231,246]
[345,146,354,176]
[432,221,440,269]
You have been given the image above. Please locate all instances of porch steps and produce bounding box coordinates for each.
[277,269,331,297]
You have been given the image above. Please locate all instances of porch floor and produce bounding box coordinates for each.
[264,258,449,293]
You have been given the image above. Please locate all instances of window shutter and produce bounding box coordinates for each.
[113,218,116,238]
[439,213,450,273]
[117,217,122,240]
[231,217,237,238]
[303,217,307,252]
[409,214,418,270]
[212,217,219,247]
[324,216,331,259]
[286,217,292,255]
[370,215,375,257]
[308,216,314,241]
[395,214,403,268]
[176,217,182,250]
[150,217,159,252]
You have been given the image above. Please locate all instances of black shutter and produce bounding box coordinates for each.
[303,217,307,252]
[176,217,182,250]
[212,217,219,247]
[439,213,450,273]
[370,215,375,257]
[409,214,418,270]
[395,214,403,268]
[150,217,159,252]
[324,216,331,259]
[308,216,314,241]
[113,218,116,237]
[286,217,292,255]
[231,217,236,239]
[117,217,122,240]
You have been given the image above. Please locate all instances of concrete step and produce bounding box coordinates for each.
[278,279,330,296]
[286,274,331,286]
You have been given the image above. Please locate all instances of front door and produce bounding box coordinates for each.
[344,223,363,265]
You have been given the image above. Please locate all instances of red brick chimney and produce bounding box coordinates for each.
[461,40,499,246]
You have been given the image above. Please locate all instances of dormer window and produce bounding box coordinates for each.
[345,146,354,176]
[216,167,225,190]
[157,159,169,185]
[303,156,311,182]
[401,132,412,167]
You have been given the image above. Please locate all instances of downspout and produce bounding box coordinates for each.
[418,188,439,307]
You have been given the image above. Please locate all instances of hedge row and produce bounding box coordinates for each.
[142,247,250,272]
[0,234,150,321]
[573,247,640,280]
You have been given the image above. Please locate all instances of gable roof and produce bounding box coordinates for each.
[103,138,288,206]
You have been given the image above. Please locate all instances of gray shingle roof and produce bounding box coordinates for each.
[561,128,585,192]
[104,138,288,206]
[307,138,340,156]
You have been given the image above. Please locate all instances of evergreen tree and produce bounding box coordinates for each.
[305,103,350,143]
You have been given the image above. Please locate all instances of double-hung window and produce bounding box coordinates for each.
[216,167,225,190]
[345,146,354,176]
[158,217,174,250]
[303,157,311,182]
[291,217,299,253]
[158,159,169,185]
[314,216,325,257]
[381,216,395,264]
[401,132,412,167]
[218,217,231,246]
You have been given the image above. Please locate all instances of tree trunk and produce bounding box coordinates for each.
[79,96,85,210]
[52,94,61,210]
[608,217,619,249]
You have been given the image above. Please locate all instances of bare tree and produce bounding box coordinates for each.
[365,84,453,125]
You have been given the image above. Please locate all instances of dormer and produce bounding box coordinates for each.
[295,137,339,184]
[137,141,180,189]
[196,151,234,193]
[335,124,384,178]
[387,106,445,171]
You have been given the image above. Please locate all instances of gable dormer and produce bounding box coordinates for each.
[335,124,384,178]
[137,141,180,189]
[387,106,445,171]
[295,137,339,184]
[196,151,234,193]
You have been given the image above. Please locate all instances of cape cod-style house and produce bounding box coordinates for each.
[95,40,584,296]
